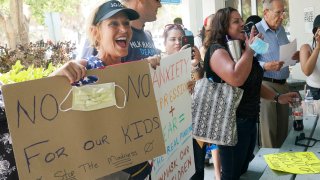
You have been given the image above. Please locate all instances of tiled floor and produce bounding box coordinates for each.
[203,141,262,179]
[204,163,215,180]
[203,119,294,180]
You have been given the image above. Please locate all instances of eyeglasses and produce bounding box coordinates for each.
[269,9,287,17]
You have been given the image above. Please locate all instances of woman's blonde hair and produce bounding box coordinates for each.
[86,0,109,48]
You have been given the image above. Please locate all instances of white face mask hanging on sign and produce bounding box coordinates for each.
[59,82,126,112]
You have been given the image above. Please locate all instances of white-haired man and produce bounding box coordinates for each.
[255,0,299,148]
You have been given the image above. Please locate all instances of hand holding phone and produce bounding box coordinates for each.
[243,21,259,37]
[181,35,194,47]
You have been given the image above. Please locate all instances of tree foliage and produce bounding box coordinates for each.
[25,0,80,24]
[0,0,82,48]
[0,0,79,24]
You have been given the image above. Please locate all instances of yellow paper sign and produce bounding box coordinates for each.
[264,152,320,174]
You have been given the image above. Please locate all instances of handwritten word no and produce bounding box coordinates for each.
[127,74,150,101]
[15,73,152,128]
[16,94,58,128]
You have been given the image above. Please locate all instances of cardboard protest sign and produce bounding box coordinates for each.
[151,49,195,179]
[264,152,320,174]
[2,60,165,180]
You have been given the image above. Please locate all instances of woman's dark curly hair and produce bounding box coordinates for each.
[203,7,238,49]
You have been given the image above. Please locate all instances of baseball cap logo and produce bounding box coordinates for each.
[110,2,124,8]
[92,0,139,25]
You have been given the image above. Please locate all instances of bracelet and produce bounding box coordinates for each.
[273,93,281,103]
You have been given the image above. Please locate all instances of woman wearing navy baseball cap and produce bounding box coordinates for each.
[50,1,159,179]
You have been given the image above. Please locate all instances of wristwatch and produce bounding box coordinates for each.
[273,93,281,103]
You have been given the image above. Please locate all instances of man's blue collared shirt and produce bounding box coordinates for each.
[255,19,290,80]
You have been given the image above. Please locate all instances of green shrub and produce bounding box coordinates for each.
[0,60,59,84]
[0,40,75,73]
[0,40,75,84]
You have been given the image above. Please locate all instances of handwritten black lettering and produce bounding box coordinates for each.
[54,169,77,180]
[17,96,36,128]
[83,135,110,151]
[24,140,68,173]
[121,125,131,144]
[143,119,153,133]
[144,141,154,153]
[131,120,143,140]
[152,117,160,129]
[45,152,55,163]
[78,162,99,173]
[141,74,150,97]
[40,94,58,121]
[128,75,141,100]
[24,140,48,173]
[107,151,137,168]
[121,116,160,144]
[17,94,59,128]
[44,147,68,163]
[127,74,151,101]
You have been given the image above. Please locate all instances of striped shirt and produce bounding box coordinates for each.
[255,19,290,80]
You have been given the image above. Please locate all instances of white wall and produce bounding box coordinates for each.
[183,0,225,35]
[182,0,203,34]
[196,0,320,80]
[289,0,320,80]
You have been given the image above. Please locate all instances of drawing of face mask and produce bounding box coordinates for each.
[59,82,126,112]
[249,37,269,54]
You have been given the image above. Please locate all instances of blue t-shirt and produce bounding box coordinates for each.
[121,27,158,62]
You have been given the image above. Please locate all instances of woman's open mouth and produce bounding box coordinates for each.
[115,37,128,48]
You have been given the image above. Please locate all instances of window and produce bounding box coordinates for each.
[225,0,239,10]
[241,0,252,21]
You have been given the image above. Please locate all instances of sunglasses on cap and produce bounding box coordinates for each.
[164,24,184,31]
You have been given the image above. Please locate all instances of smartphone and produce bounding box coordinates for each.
[243,21,259,37]
[181,35,194,47]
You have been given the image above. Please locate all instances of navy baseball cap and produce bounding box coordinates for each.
[93,0,140,25]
